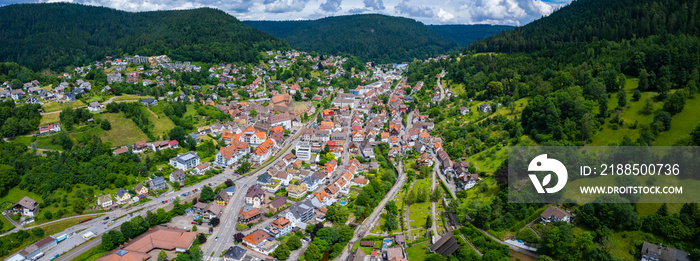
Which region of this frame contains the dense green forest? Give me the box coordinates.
[0,3,289,71]
[245,14,458,63]
[471,0,700,53]
[428,24,514,47]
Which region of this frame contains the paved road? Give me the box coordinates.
[336,90,407,260]
[203,89,331,260]
[436,69,446,102]
[44,168,238,261]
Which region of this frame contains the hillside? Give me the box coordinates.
[0,3,289,71]
[471,0,700,53]
[245,14,458,63]
[428,24,514,47]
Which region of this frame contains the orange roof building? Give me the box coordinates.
[96,226,196,261]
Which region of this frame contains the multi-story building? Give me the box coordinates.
[169,152,200,171]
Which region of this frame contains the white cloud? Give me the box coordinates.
[394,0,433,18]
[25,0,571,25]
[319,0,341,12]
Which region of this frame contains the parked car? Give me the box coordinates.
[104,216,109,220]
[191,221,197,224]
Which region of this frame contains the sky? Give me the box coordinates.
[0,0,572,25]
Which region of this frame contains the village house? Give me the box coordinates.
[268,196,287,213]
[287,183,307,199]
[38,123,61,135]
[97,194,113,208]
[245,185,265,208]
[215,141,248,167]
[540,206,572,223]
[242,229,278,255]
[266,216,293,238]
[215,189,229,206]
[170,169,186,183]
[191,162,211,175]
[115,188,131,204]
[134,184,149,198]
[87,102,104,112]
[222,246,247,261]
[149,176,167,191]
[8,197,38,217]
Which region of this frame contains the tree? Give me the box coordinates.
[234,233,245,242]
[658,77,671,98]
[237,162,252,174]
[654,111,672,131]
[31,228,44,238]
[158,250,168,261]
[250,108,258,118]
[384,212,399,231]
[312,237,330,252]
[225,179,233,187]
[617,88,627,108]
[42,210,53,221]
[640,98,654,115]
[198,233,207,244]
[316,227,339,244]
[638,68,649,91]
[287,235,302,250]
[663,91,686,115]
[580,113,594,141]
[100,120,112,130]
[305,244,322,261]
[486,81,503,97]
[168,126,187,143]
[633,89,642,101]
[192,224,197,231]
[657,203,669,216]
[691,123,700,145]
[200,186,215,203]
[272,243,290,260]
[431,188,442,202]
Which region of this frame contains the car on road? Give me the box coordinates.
[215,237,219,241]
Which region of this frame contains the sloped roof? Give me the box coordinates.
[429,231,459,257]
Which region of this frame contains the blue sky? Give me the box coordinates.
[1,0,572,25]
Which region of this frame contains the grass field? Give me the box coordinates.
[72,242,109,261]
[589,77,700,146]
[10,133,65,150]
[96,113,147,146]
[141,106,175,138]
[112,94,154,102]
[37,215,102,236]
[0,215,13,233]
[39,113,61,125]
[636,203,683,216]
[42,100,86,113]
[405,241,428,261]
[653,93,700,145]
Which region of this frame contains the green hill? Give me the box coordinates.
[471,0,700,53]
[0,3,289,71]
[245,14,458,63]
[428,24,514,47]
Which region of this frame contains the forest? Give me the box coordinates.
[0,3,289,71]
[471,0,700,53]
[246,14,457,63]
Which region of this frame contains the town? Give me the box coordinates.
[2,1,700,260]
